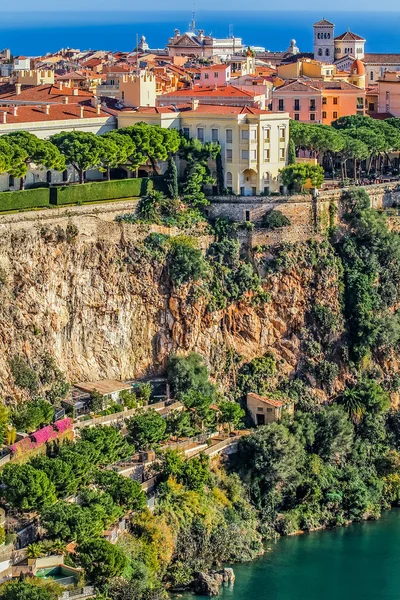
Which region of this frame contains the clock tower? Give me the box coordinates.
[313,18,335,64]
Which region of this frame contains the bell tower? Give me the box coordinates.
[313,18,335,64]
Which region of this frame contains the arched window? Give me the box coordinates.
[46,170,52,184]
[370,71,374,81]
[317,33,321,39]
[318,48,323,56]
[226,172,233,186]
[325,48,330,56]
[264,172,270,182]
[327,33,330,39]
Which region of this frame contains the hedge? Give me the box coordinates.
[50,178,152,206]
[0,188,50,212]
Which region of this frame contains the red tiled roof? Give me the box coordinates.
[0,83,93,102]
[159,85,261,99]
[247,392,286,408]
[313,18,334,27]
[130,103,270,116]
[199,64,230,71]
[335,30,365,41]
[0,103,110,124]
[364,53,400,64]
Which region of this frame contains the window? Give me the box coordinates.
[214,72,219,78]
[8,175,14,187]
[357,97,364,109]
[294,99,300,111]
[322,111,327,119]
[245,210,250,221]
[211,128,219,142]
[327,33,330,39]
[264,149,270,161]
[250,129,257,141]
[264,186,270,194]
[322,97,327,105]
[250,149,257,161]
[266,407,273,413]
[257,407,264,412]
[197,127,204,142]
[226,149,233,163]
[226,129,233,143]
[183,127,190,138]
[46,170,52,184]
[241,129,249,140]
[370,71,374,81]
[204,73,209,79]
[226,172,233,187]
[333,111,338,119]
[294,113,300,121]
[309,100,316,111]
[264,128,270,141]
[279,148,285,161]
[62,170,68,182]
[318,49,323,56]
[278,99,284,111]
[369,102,375,112]
[325,49,330,56]
[279,127,285,142]
[333,97,338,105]
[241,150,249,160]
[310,113,316,121]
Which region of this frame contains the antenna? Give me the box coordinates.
[229,24,234,39]
[190,2,196,33]
[136,33,139,75]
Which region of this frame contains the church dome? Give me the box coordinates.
[351,59,365,76]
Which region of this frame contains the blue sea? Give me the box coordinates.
[0,11,399,56]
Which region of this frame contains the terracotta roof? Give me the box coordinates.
[0,83,93,102]
[200,64,230,71]
[364,53,400,64]
[159,85,261,99]
[335,30,365,41]
[129,103,271,116]
[247,392,286,408]
[275,80,321,93]
[74,380,132,396]
[0,103,111,124]
[313,19,334,27]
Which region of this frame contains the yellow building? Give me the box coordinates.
[246,392,294,425]
[118,102,290,195]
[277,58,365,89]
[16,69,55,86]
[118,72,156,108]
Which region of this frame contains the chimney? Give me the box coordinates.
[96,103,101,115]
[44,104,50,115]
[13,106,18,117]
[59,81,63,90]
[72,88,79,96]
[2,112,6,124]
[80,105,84,118]
[63,96,69,105]
[15,83,22,95]
[191,98,199,111]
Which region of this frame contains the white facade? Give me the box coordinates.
[313,19,335,64]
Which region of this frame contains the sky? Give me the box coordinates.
[1,2,400,10]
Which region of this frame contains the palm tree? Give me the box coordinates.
[339,388,365,422]
[27,542,46,559]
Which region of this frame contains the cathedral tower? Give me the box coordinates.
[313,18,335,64]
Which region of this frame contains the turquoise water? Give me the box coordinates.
[195,510,400,600]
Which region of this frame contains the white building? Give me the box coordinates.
[117,102,290,196]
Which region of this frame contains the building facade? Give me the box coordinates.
[118,103,290,196]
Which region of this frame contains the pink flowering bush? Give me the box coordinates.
[31,425,57,446]
[53,418,73,434]
[10,437,34,455]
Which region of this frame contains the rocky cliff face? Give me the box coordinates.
[0,203,343,400]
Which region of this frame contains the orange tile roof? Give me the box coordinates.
[160,85,261,99]
[247,392,286,408]
[0,103,110,124]
[0,83,93,102]
[131,103,270,116]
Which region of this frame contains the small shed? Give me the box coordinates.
[74,380,132,404]
[246,392,294,425]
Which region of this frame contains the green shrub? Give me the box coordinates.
[50,178,152,206]
[262,210,291,229]
[168,236,208,287]
[0,188,49,212]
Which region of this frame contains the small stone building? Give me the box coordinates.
[246,392,294,425]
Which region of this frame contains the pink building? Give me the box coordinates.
[378,71,400,117]
[198,64,231,86]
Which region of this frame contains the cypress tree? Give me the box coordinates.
[288,138,297,165]
[216,150,225,195]
[165,155,179,199]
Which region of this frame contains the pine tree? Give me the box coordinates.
[164,155,179,199]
